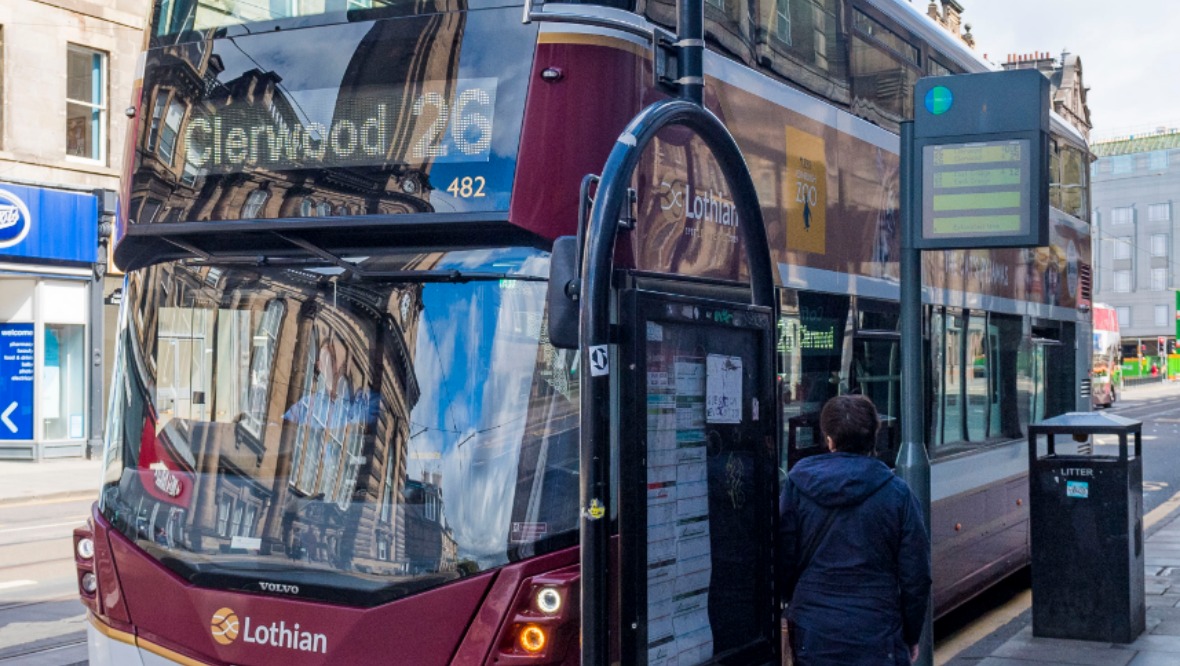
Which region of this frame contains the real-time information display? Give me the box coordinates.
[921,139,1032,240]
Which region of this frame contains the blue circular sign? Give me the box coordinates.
[925,86,954,115]
[0,189,31,249]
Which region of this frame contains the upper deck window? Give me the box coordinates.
[758,0,848,103]
[849,8,919,130]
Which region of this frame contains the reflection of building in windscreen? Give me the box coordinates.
[117,258,470,579]
[126,10,467,224]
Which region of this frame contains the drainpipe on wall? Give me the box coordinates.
[89,189,116,460]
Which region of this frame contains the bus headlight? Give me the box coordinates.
[80,572,98,594]
[77,537,95,560]
[536,587,562,614]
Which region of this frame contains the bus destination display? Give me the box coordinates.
[182,78,497,174]
[921,139,1031,240]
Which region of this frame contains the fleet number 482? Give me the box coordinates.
[447,176,486,198]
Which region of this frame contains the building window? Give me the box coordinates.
[1116,306,1131,328]
[1113,270,1132,293]
[1114,237,1133,261]
[1150,150,1169,171]
[1152,268,1168,292]
[1111,207,1134,225]
[774,0,791,44]
[1110,155,1133,174]
[241,300,284,438]
[1156,304,1170,327]
[66,45,107,161]
[241,190,269,218]
[1152,233,1169,258]
[1149,203,1171,222]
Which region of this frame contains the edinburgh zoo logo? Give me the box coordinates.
[0,189,31,249]
[210,607,240,645]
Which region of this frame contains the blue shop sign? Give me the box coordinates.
[0,323,34,440]
[0,184,98,264]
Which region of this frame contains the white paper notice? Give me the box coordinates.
[705,354,742,424]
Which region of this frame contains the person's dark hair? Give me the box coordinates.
[820,394,879,454]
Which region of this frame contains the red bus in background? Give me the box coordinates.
[73,0,1094,663]
[1091,303,1121,408]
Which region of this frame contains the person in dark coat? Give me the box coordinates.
[779,394,931,665]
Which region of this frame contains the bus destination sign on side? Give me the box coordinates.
[922,138,1031,240]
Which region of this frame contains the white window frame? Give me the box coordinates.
[65,44,107,163]
[1114,237,1133,261]
[1149,203,1171,222]
[1152,233,1169,258]
[1111,207,1134,225]
[1113,270,1132,293]
[1151,267,1167,292]
[1116,306,1131,328]
[1156,304,1170,327]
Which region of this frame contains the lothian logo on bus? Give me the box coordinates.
[0,189,31,249]
[209,607,328,654]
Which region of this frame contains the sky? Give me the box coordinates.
[959,1,1180,140]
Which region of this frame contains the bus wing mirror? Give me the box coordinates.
[546,236,580,350]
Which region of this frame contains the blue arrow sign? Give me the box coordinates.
[0,323,34,439]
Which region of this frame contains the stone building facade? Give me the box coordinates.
[0,0,148,459]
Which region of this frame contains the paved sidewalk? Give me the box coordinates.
[0,457,102,506]
[945,507,1180,666]
[944,380,1180,666]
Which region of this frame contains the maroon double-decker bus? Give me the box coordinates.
[74,0,1093,663]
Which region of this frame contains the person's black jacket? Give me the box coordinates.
[779,452,931,665]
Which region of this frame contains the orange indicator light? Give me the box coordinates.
[519,624,547,653]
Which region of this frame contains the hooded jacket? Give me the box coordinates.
[780,452,931,665]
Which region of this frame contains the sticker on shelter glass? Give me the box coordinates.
[705,354,742,424]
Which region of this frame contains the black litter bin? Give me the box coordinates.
[1027,411,1144,643]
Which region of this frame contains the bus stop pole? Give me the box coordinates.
[897,120,933,666]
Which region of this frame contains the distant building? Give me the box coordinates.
[1091,130,1180,366]
[0,0,148,459]
[925,1,975,49]
[1000,50,1092,142]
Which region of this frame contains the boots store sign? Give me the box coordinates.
[0,185,97,264]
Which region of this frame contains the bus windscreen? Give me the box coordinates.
[99,247,580,606]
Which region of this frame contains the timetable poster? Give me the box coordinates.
[645,326,714,666]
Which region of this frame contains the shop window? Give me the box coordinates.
[66,44,107,161]
[42,324,86,440]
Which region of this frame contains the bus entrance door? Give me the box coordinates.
[618,289,778,666]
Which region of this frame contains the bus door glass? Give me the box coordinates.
[778,290,850,469]
[851,330,900,465]
[620,290,777,666]
[1030,338,1062,424]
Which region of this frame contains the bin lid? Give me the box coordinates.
[1028,411,1141,435]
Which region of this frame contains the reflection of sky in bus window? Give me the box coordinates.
[408,279,543,566]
